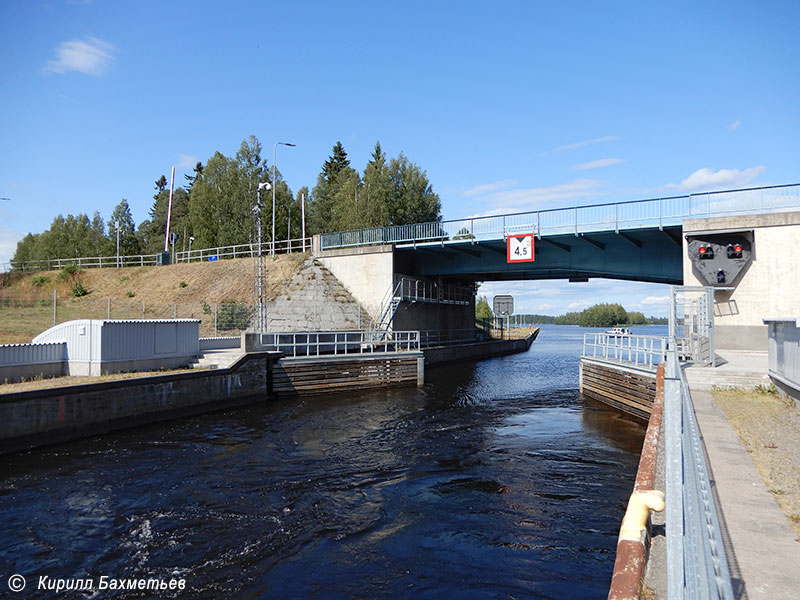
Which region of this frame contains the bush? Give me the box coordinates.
[126,290,136,298]
[179,281,188,288]
[70,280,88,297]
[217,300,253,331]
[31,275,49,287]
[57,263,82,281]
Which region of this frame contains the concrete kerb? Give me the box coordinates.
[608,363,666,600]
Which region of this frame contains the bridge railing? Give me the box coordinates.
[320,183,800,250]
[582,333,666,369]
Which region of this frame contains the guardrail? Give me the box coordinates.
[582,333,666,369]
[320,183,800,250]
[763,317,800,399]
[664,341,734,599]
[258,330,420,358]
[3,237,312,273]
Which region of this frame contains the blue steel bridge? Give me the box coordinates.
[319,184,800,285]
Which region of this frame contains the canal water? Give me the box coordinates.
[1,325,657,599]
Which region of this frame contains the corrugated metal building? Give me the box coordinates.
[32,319,200,376]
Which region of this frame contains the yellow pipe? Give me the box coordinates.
[618,490,666,543]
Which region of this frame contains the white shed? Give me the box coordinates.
[32,319,200,376]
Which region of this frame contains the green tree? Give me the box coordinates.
[387,152,441,225]
[475,295,494,321]
[309,141,355,235]
[140,183,191,254]
[361,141,392,228]
[108,199,141,256]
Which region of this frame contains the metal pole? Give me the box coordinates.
[53,289,56,326]
[164,166,175,252]
[214,303,218,337]
[288,205,291,253]
[107,297,110,319]
[301,192,306,251]
[115,219,120,268]
[272,141,295,256]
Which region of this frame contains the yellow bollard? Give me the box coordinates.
[618,490,666,543]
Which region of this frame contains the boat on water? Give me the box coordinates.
[605,327,632,336]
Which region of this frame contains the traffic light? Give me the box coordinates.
[726,243,743,259]
[717,269,726,285]
[698,245,714,259]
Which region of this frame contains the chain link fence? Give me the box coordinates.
[0,289,255,343]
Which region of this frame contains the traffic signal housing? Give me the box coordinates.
[686,232,752,287]
[726,243,743,259]
[698,245,714,259]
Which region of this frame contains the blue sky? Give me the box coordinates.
[2,1,799,316]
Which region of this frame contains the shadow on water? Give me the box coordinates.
[0,325,649,599]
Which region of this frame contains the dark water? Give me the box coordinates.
[0,325,653,599]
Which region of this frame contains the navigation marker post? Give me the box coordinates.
[493,295,514,339]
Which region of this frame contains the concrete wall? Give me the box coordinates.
[683,211,800,350]
[0,352,278,454]
[267,258,368,331]
[393,301,475,332]
[314,241,394,320]
[423,334,535,366]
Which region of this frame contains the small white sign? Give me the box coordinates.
[493,295,514,316]
[507,233,535,263]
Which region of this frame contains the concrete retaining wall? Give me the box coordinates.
[314,242,394,320]
[423,333,536,366]
[0,352,280,454]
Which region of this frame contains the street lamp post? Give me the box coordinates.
[255,182,272,332]
[272,141,296,256]
[188,236,194,262]
[114,220,121,268]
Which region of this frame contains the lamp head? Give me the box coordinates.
[258,182,272,191]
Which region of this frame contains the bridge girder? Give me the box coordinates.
[394,226,683,285]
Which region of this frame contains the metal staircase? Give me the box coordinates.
[370,276,475,335]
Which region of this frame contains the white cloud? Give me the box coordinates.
[0,228,25,269]
[471,179,606,213]
[463,179,517,197]
[556,136,620,152]
[571,158,625,171]
[640,295,669,306]
[728,119,741,131]
[668,166,766,192]
[44,37,116,76]
[567,300,593,310]
[533,304,555,311]
[178,154,198,169]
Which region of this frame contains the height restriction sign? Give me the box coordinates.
[507,233,535,263]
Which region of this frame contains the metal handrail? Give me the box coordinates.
[258,330,420,358]
[582,333,666,369]
[4,236,313,273]
[320,183,800,250]
[664,342,734,599]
